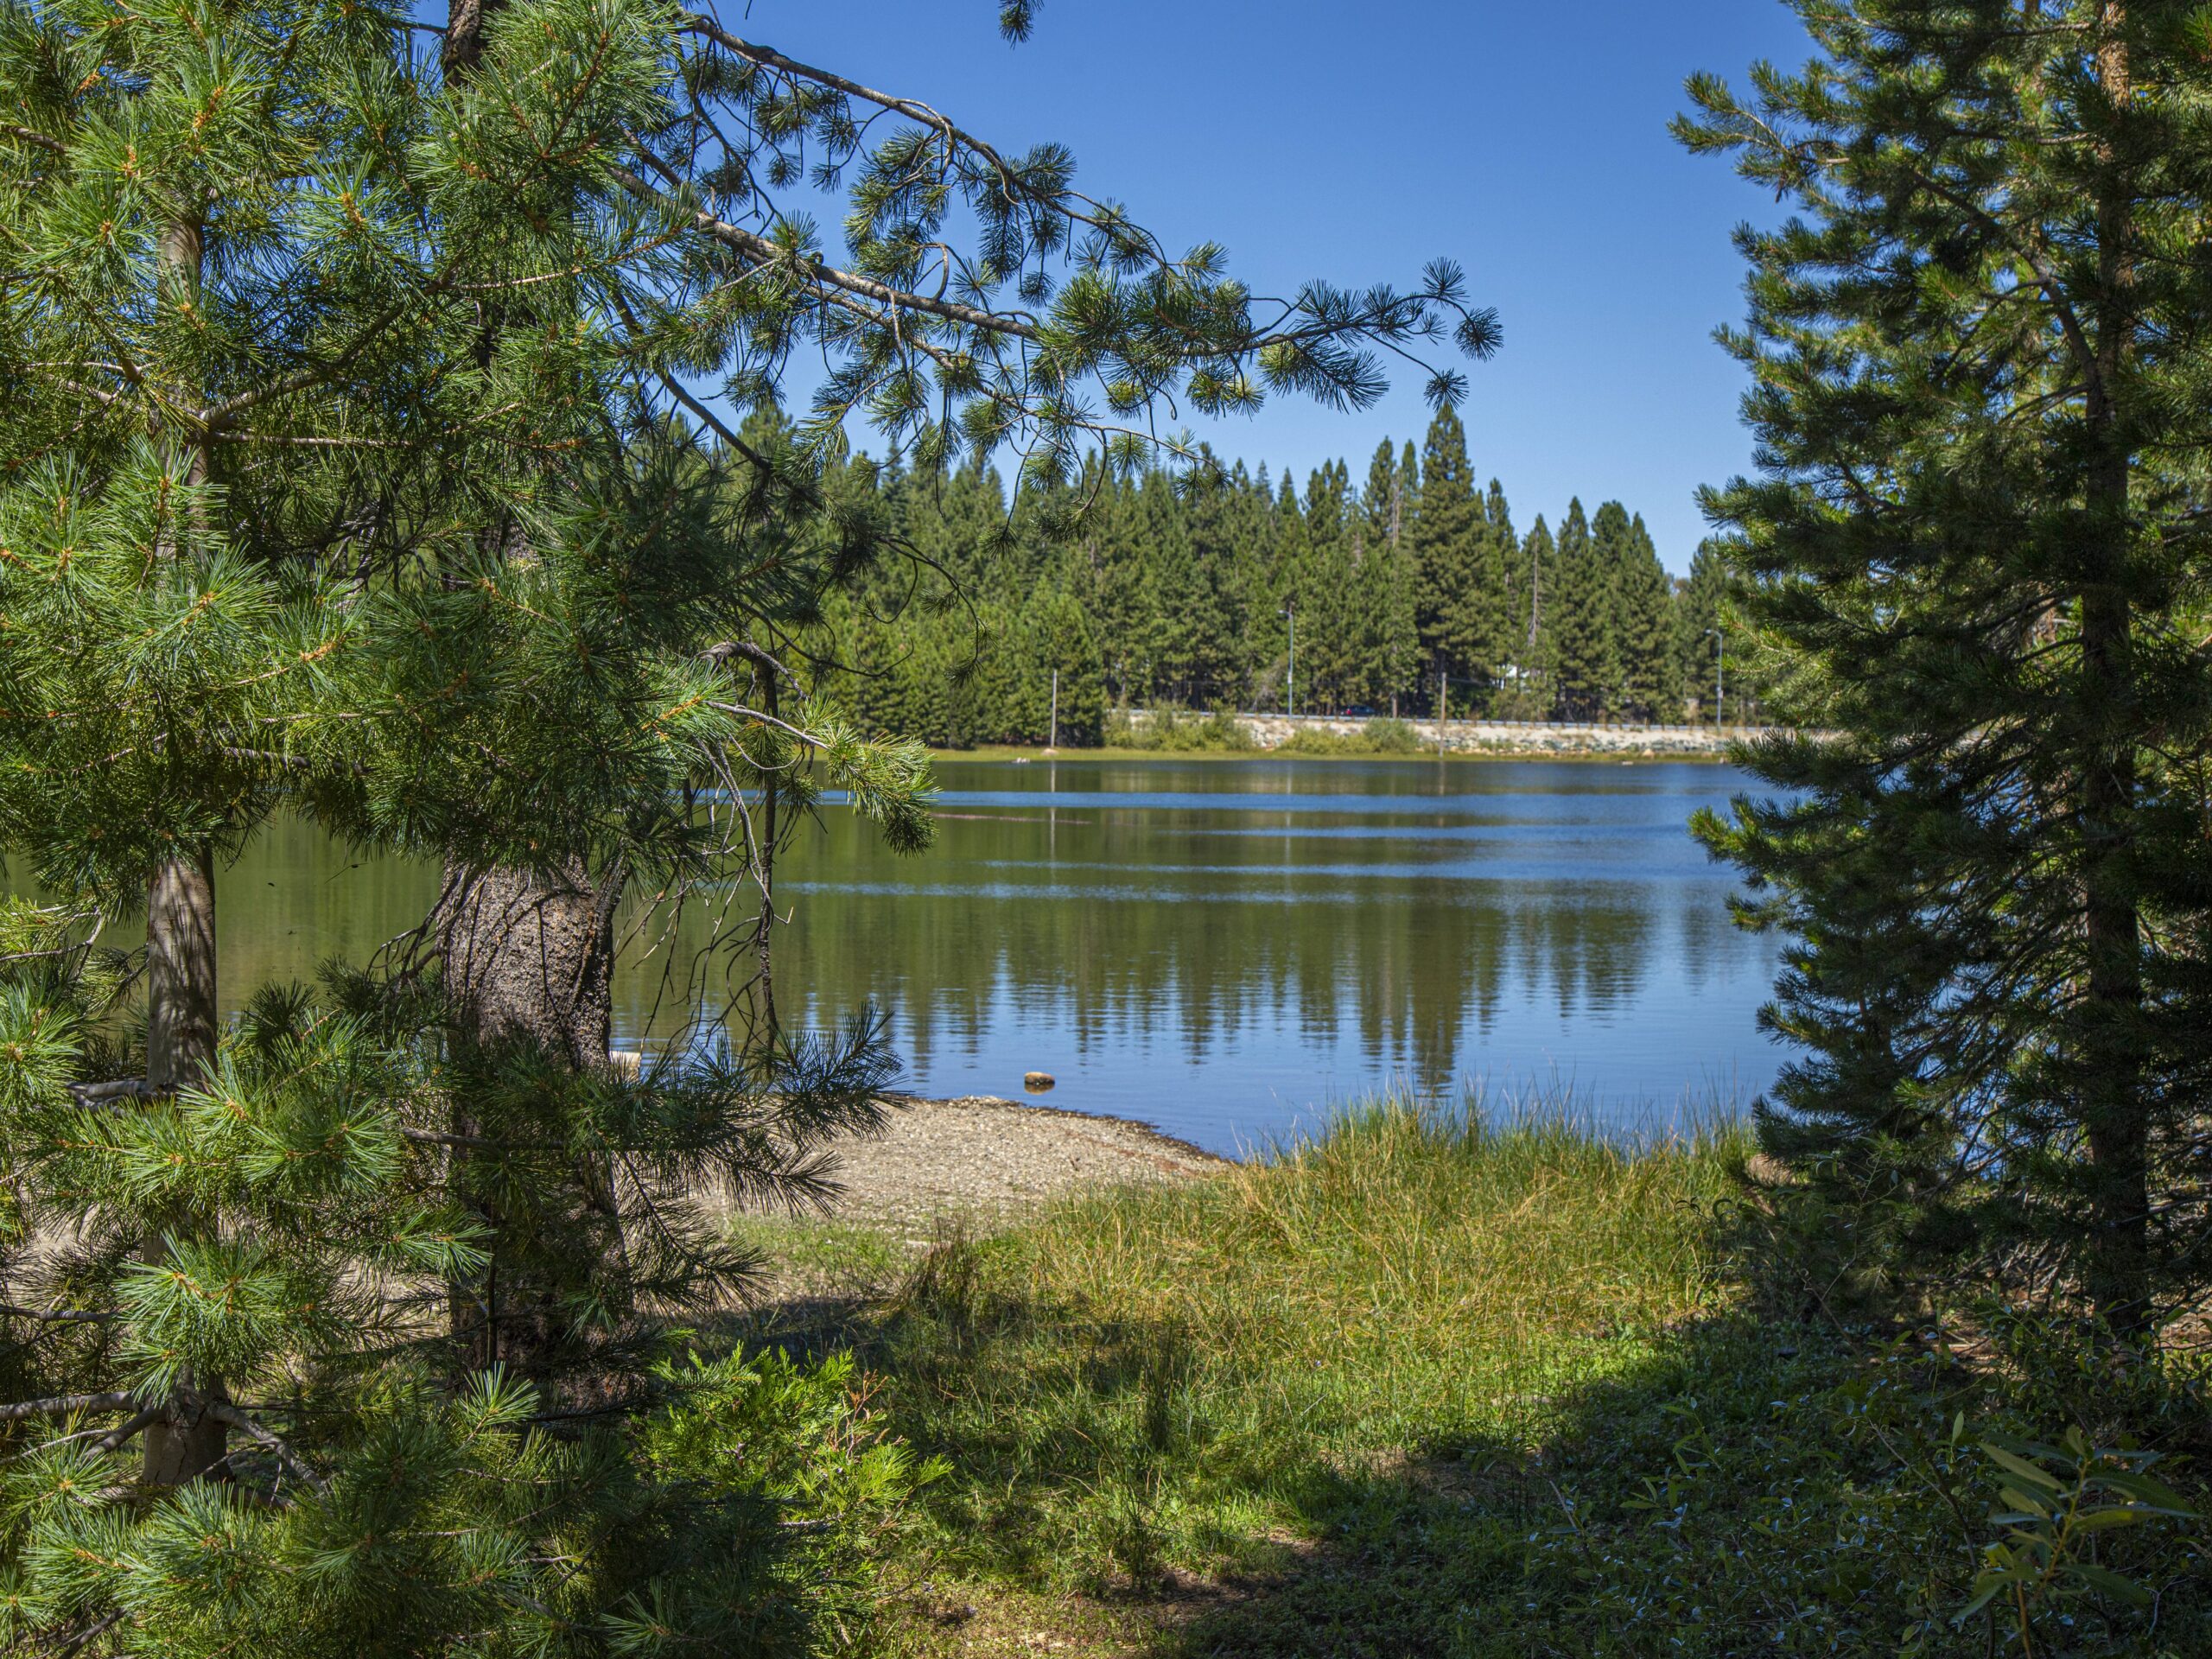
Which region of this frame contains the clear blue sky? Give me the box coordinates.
[741,0,1812,575]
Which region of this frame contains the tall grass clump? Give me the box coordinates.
[871,1096,1742,1598]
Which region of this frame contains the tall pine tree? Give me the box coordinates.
[1548,499,1611,719]
[1682,1,2212,1330]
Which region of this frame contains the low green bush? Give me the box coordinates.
[1278,716,1426,755]
[1103,708,1255,751]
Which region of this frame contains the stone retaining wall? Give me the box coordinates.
[1131,711,1764,756]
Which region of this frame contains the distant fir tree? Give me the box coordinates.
[1503,514,1557,718]
[1365,439,1422,712]
[1672,537,1730,721]
[1412,406,1481,707]
[1611,509,1675,720]
[1174,454,1255,707]
[1522,515,1556,663]
[1548,499,1612,718]
[1682,0,2212,1332]
[1267,473,1312,711]
[1303,460,1365,709]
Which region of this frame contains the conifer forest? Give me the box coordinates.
[795,405,1739,748]
[0,3,2208,1657]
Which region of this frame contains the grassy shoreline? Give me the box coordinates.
[732,1103,2209,1658]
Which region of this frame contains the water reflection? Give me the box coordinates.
[772,759,1783,1149]
[22,758,1787,1154]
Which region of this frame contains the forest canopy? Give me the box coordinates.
[779,404,1745,748]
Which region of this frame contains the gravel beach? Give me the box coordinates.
[791,1094,1224,1232]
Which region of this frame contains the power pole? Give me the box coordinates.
[1048,669,1059,752]
[1283,600,1296,719]
[1706,627,1725,728]
[1437,664,1447,757]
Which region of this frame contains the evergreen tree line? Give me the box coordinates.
[790,406,1752,749]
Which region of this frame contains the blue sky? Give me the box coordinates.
[739,1,1813,575]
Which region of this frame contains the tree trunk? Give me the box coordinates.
[141,849,230,1486]
[435,858,626,1374]
[435,859,617,1069]
[2081,5,2149,1333]
[140,203,232,1485]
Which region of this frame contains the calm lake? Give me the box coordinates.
[142,755,1787,1155]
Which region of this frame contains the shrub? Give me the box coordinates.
[1103,709,1255,752]
[1277,716,1426,755]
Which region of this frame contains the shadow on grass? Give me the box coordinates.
[1135,1307,1856,1659]
[758,1240,2209,1659]
[706,1098,2212,1659]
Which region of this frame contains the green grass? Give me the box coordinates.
[776,1102,2210,1658]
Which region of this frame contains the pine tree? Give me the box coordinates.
[1681,2,2212,1330]
[0,0,1505,1646]
[1516,516,1558,715]
[1268,473,1311,712]
[1673,537,1729,721]
[1411,406,1479,706]
[1611,510,1675,721]
[1365,439,1421,712]
[1302,461,1362,709]
[1548,499,1611,719]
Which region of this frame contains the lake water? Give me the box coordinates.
[150,756,1787,1155]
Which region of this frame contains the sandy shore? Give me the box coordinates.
[789,1094,1223,1232]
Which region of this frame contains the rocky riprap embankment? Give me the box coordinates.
[1135,711,1766,756]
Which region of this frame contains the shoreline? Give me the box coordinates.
[728,1093,1225,1240]
[932,742,1745,764]
[931,717,1770,763]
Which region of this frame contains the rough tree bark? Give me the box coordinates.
[434,858,630,1376]
[435,860,618,1071]
[138,209,232,1487]
[141,849,231,1485]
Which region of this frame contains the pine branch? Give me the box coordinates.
[0,124,63,156]
[209,1403,328,1492]
[608,157,1039,337]
[0,1305,118,1325]
[0,1391,139,1422]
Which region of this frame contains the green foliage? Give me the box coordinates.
[1548,499,1612,719]
[1681,1,2212,1330]
[1954,1427,2200,1648]
[0,1344,935,1658]
[1276,717,1425,755]
[0,928,934,1654]
[1101,708,1255,753]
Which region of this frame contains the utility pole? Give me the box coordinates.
[1048,668,1059,752]
[1437,664,1447,757]
[1283,600,1296,719]
[1706,627,1725,728]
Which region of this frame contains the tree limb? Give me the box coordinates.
[0,1391,139,1422]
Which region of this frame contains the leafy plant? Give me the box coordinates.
[1955,1427,2202,1653]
